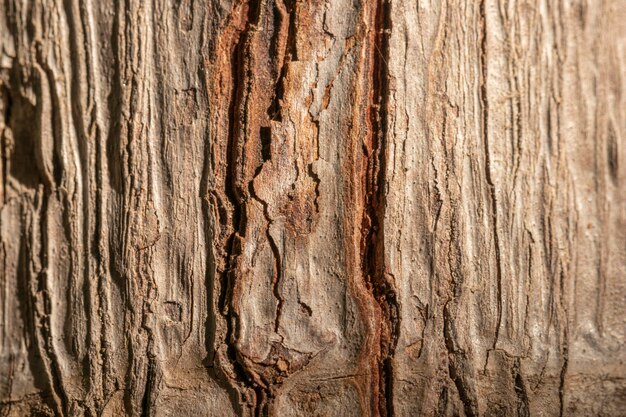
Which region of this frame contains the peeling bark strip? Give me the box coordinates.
[1,1,625,417]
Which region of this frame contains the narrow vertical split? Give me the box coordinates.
[221,9,267,417]
[558,269,569,417]
[361,0,399,415]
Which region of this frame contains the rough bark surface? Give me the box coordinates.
[0,0,624,416]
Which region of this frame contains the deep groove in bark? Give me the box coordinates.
[558,268,569,417]
[443,302,478,417]
[140,352,156,417]
[513,359,530,417]
[361,0,398,415]
[219,1,271,415]
[266,0,295,122]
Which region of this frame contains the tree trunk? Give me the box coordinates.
[0,0,624,416]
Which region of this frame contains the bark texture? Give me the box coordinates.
[0,0,625,416]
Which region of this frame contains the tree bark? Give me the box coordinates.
[0,0,624,416]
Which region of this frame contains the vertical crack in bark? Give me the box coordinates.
[0,84,11,203]
[362,1,398,415]
[512,358,530,417]
[218,1,270,415]
[479,0,504,352]
[139,347,157,417]
[267,0,296,122]
[443,302,478,417]
[558,268,569,417]
[558,340,569,417]
[265,208,283,335]
[435,386,449,417]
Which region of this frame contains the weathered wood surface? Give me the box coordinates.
[0,0,624,416]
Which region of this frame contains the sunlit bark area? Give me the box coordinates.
[0,1,624,416]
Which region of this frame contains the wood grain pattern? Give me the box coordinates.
[0,0,624,416]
